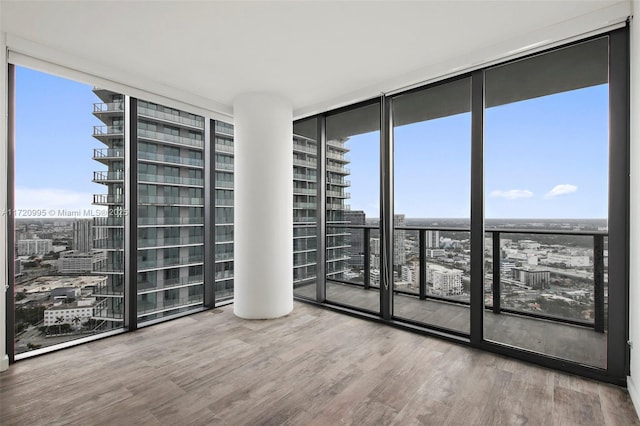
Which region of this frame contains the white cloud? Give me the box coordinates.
[489,189,533,200]
[15,187,106,217]
[545,184,578,199]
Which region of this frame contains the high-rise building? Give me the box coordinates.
[214,121,235,300]
[325,137,351,281]
[345,210,365,267]
[72,219,93,253]
[293,133,350,285]
[426,230,440,249]
[92,90,216,325]
[91,89,126,329]
[92,93,348,320]
[394,214,406,266]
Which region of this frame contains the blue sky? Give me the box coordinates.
[15,66,106,215]
[347,85,609,219]
[15,65,608,220]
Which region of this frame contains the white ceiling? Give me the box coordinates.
[0,1,631,119]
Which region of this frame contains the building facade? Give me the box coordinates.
[58,251,99,274]
[17,238,52,256]
[426,264,463,296]
[92,92,349,324]
[72,219,93,253]
[512,268,551,290]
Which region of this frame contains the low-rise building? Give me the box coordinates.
[43,298,95,328]
[512,268,551,290]
[545,253,590,267]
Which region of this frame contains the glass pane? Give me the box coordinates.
[483,37,609,368]
[293,118,318,299]
[13,67,125,355]
[392,78,471,334]
[325,102,380,314]
[136,99,206,323]
[214,122,235,302]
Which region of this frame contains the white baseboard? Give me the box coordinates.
[0,354,9,372]
[628,376,640,419]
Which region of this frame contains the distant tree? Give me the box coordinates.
[54,316,64,335]
[71,316,82,330]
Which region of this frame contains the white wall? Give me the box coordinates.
[629,0,640,413]
[0,0,10,372]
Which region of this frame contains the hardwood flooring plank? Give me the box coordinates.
[1,301,636,426]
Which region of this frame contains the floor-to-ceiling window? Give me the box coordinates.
[325,102,381,314]
[391,77,472,334]
[11,67,126,357]
[482,36,610,368]
[295,28,628,384]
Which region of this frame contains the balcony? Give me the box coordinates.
[295,224,610,369]
[138,150,204,168]
[293,172,317,182]
[138,173,204,187]
[138,195,204,206]
[93,102,124,115]
[137,295,204,316]
[138,216,203,226]
[215,143,234,154]
[93,238,124,249]
[214,180,234,189]
[93,194,124,205]
[138,275,204,293]
[138,255,204,270]
[93,217,124,227]
[215,122,234,136]
[293,158,316,168]
[93,125,124,138]
[138,235,204,248]
[293,187,316,196]
[138,105,204,129]
[215,162,234,171]
[326,164,350,174]
[93,148,124,163]
[327,139,350,151]
[93,170,124,183]
[137,128,203,149]
[327,177,350,186]
[293,142,316,155]
[92,282,124,296]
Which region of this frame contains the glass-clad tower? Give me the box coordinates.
[293,130,351,286]
[325,138,351,280]
[91,90,238,323]
[214,122,235,299]
[135,99,206,322]
[92,91,348,318]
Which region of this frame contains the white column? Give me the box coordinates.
[233,93,293,319]
[1,18,10,372]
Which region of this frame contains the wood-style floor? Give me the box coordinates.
[296,281,607,368]
[1,301,636,425]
